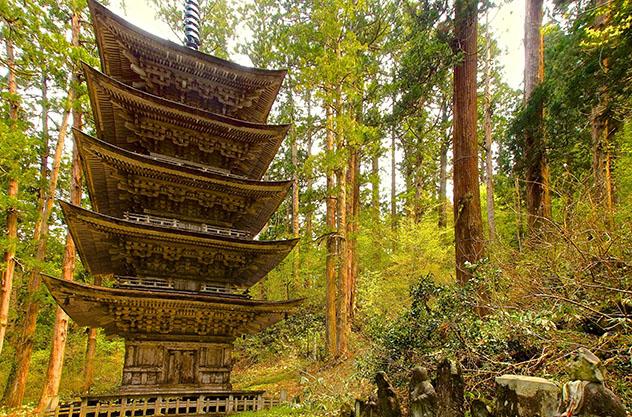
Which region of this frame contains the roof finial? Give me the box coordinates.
[184,0,200,50]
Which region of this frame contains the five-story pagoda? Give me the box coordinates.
[44,0,300,408]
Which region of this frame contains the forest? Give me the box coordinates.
[0,0,631,416]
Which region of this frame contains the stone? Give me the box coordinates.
[409,366,437,417]
[435,358,465,417]
[471,399,493,417]
[568,348,606,383]
[355,397,378,417]
[561,350,627,417]
[495,375,560,417]
[561,381,626,417]
[375,372,402,417]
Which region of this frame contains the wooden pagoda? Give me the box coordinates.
[44,0,300,413]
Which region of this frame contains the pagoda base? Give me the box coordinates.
[45,390,286,417]
[121,340,233,394]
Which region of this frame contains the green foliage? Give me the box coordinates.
[0,0,631,412]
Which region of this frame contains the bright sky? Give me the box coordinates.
[110,0,528,203]
[112,0,527,90]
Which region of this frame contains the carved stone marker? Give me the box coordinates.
[569,348,605,383]
[561,349,627,417]
[375,372,402,417]
[495,375,560,417]
[435,359,465,417]
[409,366,437,417]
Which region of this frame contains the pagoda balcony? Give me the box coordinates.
[42,275,302,342]
[74,129,290,235]
[147,152,246,180]
[60,201,297,288]
[123,213,252,240]
[113,275,252,299]
[83,64,288,180]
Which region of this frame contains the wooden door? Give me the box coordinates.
[166,350,196,384]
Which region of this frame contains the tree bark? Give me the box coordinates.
[33,75,50,269]
[83,274,100,395]
[334,81,349,356]
[390,121,397,230]
[288,80,300,295]
[336,162,349,356]
[514,175,524,251]
[372,153,380,214]
[39,17,83,403]
[590,0,616,223]
[524,0,551,233]
[453,0,484,285]
[438,137,449,228]
[484,27,496,241]
[348,147,360,320]
[325,104,338,357]
[3,21,78,406]
[83,327,98,394]
[0,38,19,356]
[305,94,314,241]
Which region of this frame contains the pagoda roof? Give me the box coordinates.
[88,0,285,122]
[74,129,290,236]
[60,202,297,288]
[84,64,288,180]
[43,275,301,342]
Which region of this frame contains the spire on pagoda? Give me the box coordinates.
[184,0,201,50]
[87,0,285,122]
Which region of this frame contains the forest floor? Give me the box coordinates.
[231,349,370,416]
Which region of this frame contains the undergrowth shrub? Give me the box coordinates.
[361,201,631,407]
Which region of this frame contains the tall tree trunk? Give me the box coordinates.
[453,0,484,285]
[590,0,616,223]
[325,104,337,357]
[83,327,98,394]
[33,76,50,266]
[291,124,300,293]
[334,81,349,356]
[39,19,83,403]
[413,154,424,222]
[83,275,102,394]
[348,100,362,320]
[484,27,496,241]
[0,38,19,356]
[348,149,360,320]
[524,0,551,232]
[390,123,397,230]
[514,175,524,251]
[3,35,77,409]
[336,162,349,356]
[371,153,380,214]
[305,94,314,241]
[284,78,299,295]
[438,137,449,228]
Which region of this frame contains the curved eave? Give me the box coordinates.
[75,129,290,235]
[60,202,298,287]
[88,0,285,122]
[43,274,302,340]
[84,64,288,180]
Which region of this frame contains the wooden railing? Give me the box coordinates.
[148,152,246,180]
[114,276,250,298]
[124,212,252,240]
[47,392,285,417]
